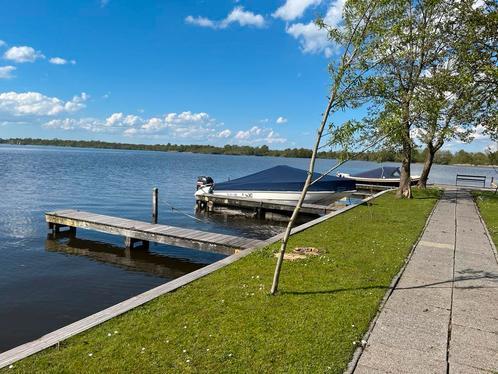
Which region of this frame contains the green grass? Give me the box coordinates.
[473,191,498,247]
[4,189,440,374]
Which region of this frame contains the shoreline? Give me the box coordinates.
[1,139,496,168]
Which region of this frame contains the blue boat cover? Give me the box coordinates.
[353,166,400,178]
[215,165,356,192]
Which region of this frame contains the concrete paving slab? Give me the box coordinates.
[380,303,450,334]
[388,287,452,310]
[454,252,498,274]
[456,235,492,253]
[359,341,447,373]
[449,362,491,374]
[452,312,498,335]
[449,325,498,372]
[419,230,455,246]
[452,288,498,333]
[367,316,448,358]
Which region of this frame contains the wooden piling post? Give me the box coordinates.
[152,187,158,224]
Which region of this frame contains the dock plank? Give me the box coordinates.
[45,210,265,254]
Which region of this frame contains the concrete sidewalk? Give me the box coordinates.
[354,189,498,374]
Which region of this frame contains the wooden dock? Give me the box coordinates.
[45,209,264,255]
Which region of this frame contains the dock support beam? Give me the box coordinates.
[48,222,76,236]
[152,187,158,224]
[124,237,149,250]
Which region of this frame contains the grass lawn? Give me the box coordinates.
[473,191,498,246]
[4,189,440,374]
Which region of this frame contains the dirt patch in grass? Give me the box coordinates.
[277,246,322,261]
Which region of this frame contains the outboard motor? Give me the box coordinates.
[196,176,214,193]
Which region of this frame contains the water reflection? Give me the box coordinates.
[45,233,213,279]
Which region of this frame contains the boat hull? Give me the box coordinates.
[349,177,420,187]
[207,189,355,205]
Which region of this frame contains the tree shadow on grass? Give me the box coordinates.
[281,268,498,296]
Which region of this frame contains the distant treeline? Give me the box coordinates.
[0,138,495,166]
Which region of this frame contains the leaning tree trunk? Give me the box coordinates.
[270,94,337,295]
[417,147,435,188]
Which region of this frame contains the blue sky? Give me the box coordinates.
[0,0,494,152]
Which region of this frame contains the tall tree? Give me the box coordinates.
[270,0,394,295]
[355,0,463,197]
[414,0,498,187]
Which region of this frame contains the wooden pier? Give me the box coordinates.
[45,209,264,255]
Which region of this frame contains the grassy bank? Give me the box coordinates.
[4,190,440,373]
[474,191,498,246]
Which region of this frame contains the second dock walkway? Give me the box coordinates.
[45,209,265,255]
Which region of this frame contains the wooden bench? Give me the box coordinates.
[456,174,486,187]
[491,177,498,194]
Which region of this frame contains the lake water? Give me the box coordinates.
[0,144,496,352]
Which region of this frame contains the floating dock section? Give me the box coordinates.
[45,209,264,255]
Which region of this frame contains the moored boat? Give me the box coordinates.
[337,166,420,186]
[195,165,356,205]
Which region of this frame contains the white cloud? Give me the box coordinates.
[273,0,322,21]
[185,7,265,29]
[265,130,287,144]
[221,7,265,28]
[0,66,16,79]
[0,40,6,48]
[4,46,44,63]
[43,110,234,142]
[0,91,88,116]
[285,0,345,57]
[236,126,261,140]
[43,118,101,131]
[49,57,76,65]
[286,22,332,57]
[218,129,232,138]
[276,116,288,124]
[185,16,217,29]
[38,108,287,145]
[100,0,109,7]
[235,126,286,144]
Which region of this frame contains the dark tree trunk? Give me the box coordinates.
[397,145,412,198]
[417,148,435,188]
